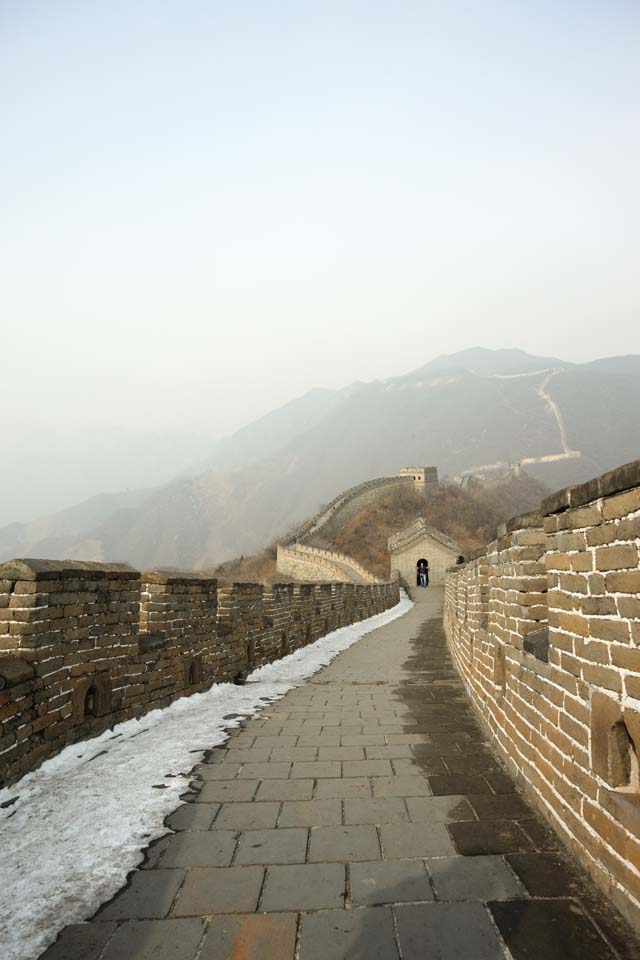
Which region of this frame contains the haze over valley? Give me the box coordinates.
[2,346,638,570]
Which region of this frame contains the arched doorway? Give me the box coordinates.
[416,558,429,588]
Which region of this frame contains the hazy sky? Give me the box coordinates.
[2,0,639,441]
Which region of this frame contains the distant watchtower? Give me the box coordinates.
[399,466,439,497]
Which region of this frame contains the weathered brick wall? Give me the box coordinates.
[444,460,640,929]
[0,560,399,786]
[276,543,378,584]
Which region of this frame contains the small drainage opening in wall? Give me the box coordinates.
[84,686,97,718]
[494,643,506,694]
[187,657,203,686]
[608,720,640,792]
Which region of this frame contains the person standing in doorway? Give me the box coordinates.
[417,559,428,587]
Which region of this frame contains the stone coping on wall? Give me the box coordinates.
[143,569,220,585]
[542,458,640,516]
[0,558,138,580]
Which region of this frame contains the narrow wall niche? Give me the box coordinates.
[84,685,96,718]
[608,720,640,792]
[73,673,112,721]
[280,632,288,657]
[186,656,203,686]
[493,642,506,693]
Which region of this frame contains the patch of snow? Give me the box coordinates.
[0,591,412,960]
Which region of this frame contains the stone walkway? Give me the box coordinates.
[42,589,640,960]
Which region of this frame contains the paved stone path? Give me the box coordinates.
[42,589,640,960]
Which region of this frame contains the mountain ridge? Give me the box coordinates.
[2,347,638,569]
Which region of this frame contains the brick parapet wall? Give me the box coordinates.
[276,543,378,585]
[444,459,640,928]
[0,560,399,787]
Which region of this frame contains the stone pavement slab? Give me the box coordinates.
[173,866,264,915]
[260,863,346,911]
[101,919,205,960]
[158,831,237,868]
[349,860,434,906]
[40,587,640,960]
[299,907,398,960]
[278,798,342,826]
[234,827,308,865]
[96,870,185,921]
[395,902,504,960]
[199,914,297,960]
[308,825,381,862]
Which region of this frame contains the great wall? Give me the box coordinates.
[2,457,640,941]
[276,467,438,583]
[0,563,399,787]
[444,458,640,929]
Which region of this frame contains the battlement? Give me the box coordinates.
[0,563,399,787]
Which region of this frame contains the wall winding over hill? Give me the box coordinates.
[0,561,399,787]
[444,459,640,928]
[280,475,417,582]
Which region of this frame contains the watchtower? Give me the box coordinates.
[399,466,439,496]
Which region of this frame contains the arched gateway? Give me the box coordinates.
[388,517,460,585]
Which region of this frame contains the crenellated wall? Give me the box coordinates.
[0,559,399,787]
[444,459,640,928]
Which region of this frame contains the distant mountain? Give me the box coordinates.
[2,348,639,569]
[0,429,215,527]
[405,347,569,378]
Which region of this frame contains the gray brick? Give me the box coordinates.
[350,860,434,906]
[278,799,342,827]
[344,798,409,825]
[299,907,398,960]
[341,735,386,746]
[261,863,346,912]
[166,803,219,831]
[213,802,280,830]
[343,760,393,778]
[317,746,366,761]
[97,870,185,920]
[173,867,264,915]
[429,856,526,901]
[234,828,308,865]
[308,825,381,862]
[101,919,205,960]
[199,914,297,960]
[238,762,292,779]
[39,924,117,960]
[365,745,413,760]
[372,777,432,799]
[380,823,455,859]
[253,735,299,748]
[315,778,372,799]
[290,761,341,778]
[395,902,504,960]
[159,831,237,868]
[255,779,314,801]
[405,795,473,823]
[270,747,318,762]
[196,763,241,780]
[197,781,258,803]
